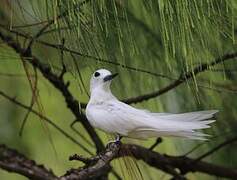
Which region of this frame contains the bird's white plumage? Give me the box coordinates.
[86,69,218,140]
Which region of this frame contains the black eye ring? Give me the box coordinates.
[94,72,100,77]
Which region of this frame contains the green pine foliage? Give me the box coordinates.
[0,0,237,179]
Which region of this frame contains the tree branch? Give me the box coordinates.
[1,142,237,180]
[9,25,234,107]
[61,142,237,179]
[0,24,174,84]
[195,136,237,162]
[0,30,104,152]
[120,144,237,179]
[0,144,57,180]
[123,53,237,104]
[61,143,121,180]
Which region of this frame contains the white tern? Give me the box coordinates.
[86,69,217,141]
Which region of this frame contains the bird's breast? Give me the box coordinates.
[85,104,97,127]
[85,102,119,134]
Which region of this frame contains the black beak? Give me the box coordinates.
[103,73,118,82]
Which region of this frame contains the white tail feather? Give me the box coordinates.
[129,110,218,140]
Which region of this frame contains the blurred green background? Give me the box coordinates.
[0,0,237,179]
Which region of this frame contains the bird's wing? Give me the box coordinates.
[86,100,147,135]
[105,100,158,135]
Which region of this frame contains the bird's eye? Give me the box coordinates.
[94,72,100,77]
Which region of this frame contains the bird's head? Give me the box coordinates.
[90,69,118,93]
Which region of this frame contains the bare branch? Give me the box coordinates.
[0,144,57,180]
[61,143,121,180]
[63,142,237,179]
[149,137,162,150]
[195,136,237,162]
[1,141,237,180]
[0,30,104,152]
[120,144,237,179]
[123,52,237,104]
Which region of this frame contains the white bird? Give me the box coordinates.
[86,69,217,141]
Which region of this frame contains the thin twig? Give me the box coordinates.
[0,90,93,155]
[69,154,100,164]
[26,0,91,50]
[70,120,94,147]
[123,53,237,104]
[0,24,175,81]
[0,30,104,152]
[19,67,38,136]
[182,130,236,156]
[149,137,162,150]
[194,136,237,162]
[59,38,66,79]
[0,72,34,77]
[11,21,49,28]
[2,25,237,107]
[61,142,121,180]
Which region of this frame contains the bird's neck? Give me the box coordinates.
[89,86,116,104]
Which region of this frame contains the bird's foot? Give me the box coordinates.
[105,140,121,149]
[106,135,122,149]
